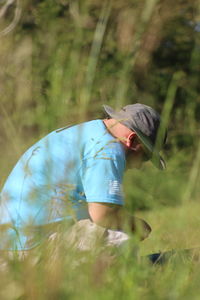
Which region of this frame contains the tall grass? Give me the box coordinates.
[0,0,200,299]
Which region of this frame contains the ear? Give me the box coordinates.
[126,132,137,149]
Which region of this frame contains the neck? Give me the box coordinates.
[103,119,132,146]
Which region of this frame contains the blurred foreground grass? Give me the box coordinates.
[0,202,200,300]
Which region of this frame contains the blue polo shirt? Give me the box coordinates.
[0,120,126,250]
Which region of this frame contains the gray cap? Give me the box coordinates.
[103,103,167,170]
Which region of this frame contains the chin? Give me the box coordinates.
[126,160,143,170]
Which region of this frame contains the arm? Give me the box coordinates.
[88,202,151,241]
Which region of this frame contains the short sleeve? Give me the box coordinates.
[81,153,125,205]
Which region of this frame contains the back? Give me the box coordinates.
[0,120,125,250]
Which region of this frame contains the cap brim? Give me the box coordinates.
[103,104,166,170]
[131,127,166,170]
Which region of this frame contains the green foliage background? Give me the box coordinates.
[0,0,200,299]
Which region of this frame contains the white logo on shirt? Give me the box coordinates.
[108,180,122,196]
